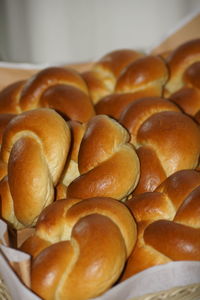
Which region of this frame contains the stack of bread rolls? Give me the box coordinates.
[0,38,200,300]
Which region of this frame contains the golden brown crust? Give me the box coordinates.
[133,146,166,195]
[67,115,140,200]
[169,87,200,117]
[120,97,180,146]
[39,84,95,123]
[82,70,111,105]
[115,55,168,94]
[82,49,143,104]
[120,97,200,193]
[0,113,17,144]
[0,176,23,229]
[20,67,89,111]
[95,90,160,120]
[0,81,25,114]
[57,121,86,192]
[0,108,71,227]
[0,67,95,124]
[21,197,137,300]
[121,169,200,281]
[183,61,200,89]
[94,49,143,79]
[165,39,200,95]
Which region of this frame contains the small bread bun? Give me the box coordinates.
[120,169,200,281]
[0,67,95,123]
[165,38,200,95]
[67,114,140,201]
[0,108,71,228]
[21,197,137,300]
[120,97,200,193]
[115,55,168,95]
[82,49,143,104]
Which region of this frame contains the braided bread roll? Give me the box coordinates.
[21,197,137,300]
[66,114,140,201]
[0,67,95,123]
[0,108,71,228]
[119,97,200,194]
[121,169,200,281]
[82,49,143,104]
[168,61,200,122]
[115,55,168,95]
[164,38,200,96]
[95,55,169,121]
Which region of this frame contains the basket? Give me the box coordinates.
[0,278,12,300]
[131,283,200,300]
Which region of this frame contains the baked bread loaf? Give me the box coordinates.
[119,97,200,194]
[21,196,137,300]
[0,108,71,228]
[121,169,200,281]
[66,114,140,200]
[82,49,143,104]
[0,67,95,123]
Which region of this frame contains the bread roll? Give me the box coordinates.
[164,38,200,96]
[119,97,200,194]
[0,67,95,123]
[82,49,143,104]
[66,114,140,200]
[0,108,71,228]
[21,197,137,300]
[121,169,200,281]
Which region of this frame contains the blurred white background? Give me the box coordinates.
[0,0,199,65]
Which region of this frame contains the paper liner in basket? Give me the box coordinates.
[0,220,31,287]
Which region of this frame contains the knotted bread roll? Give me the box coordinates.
[0,108,71,228]
[119,97,200,194]
[95,55,169,120]
[168,61,200,122]
[82,49,143,104]
[0,67,95,123]
[66,114,140,201]
[164,38,200,96]
[21,196,137,300]
[120,169,200,281]
[115,55,168,95]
